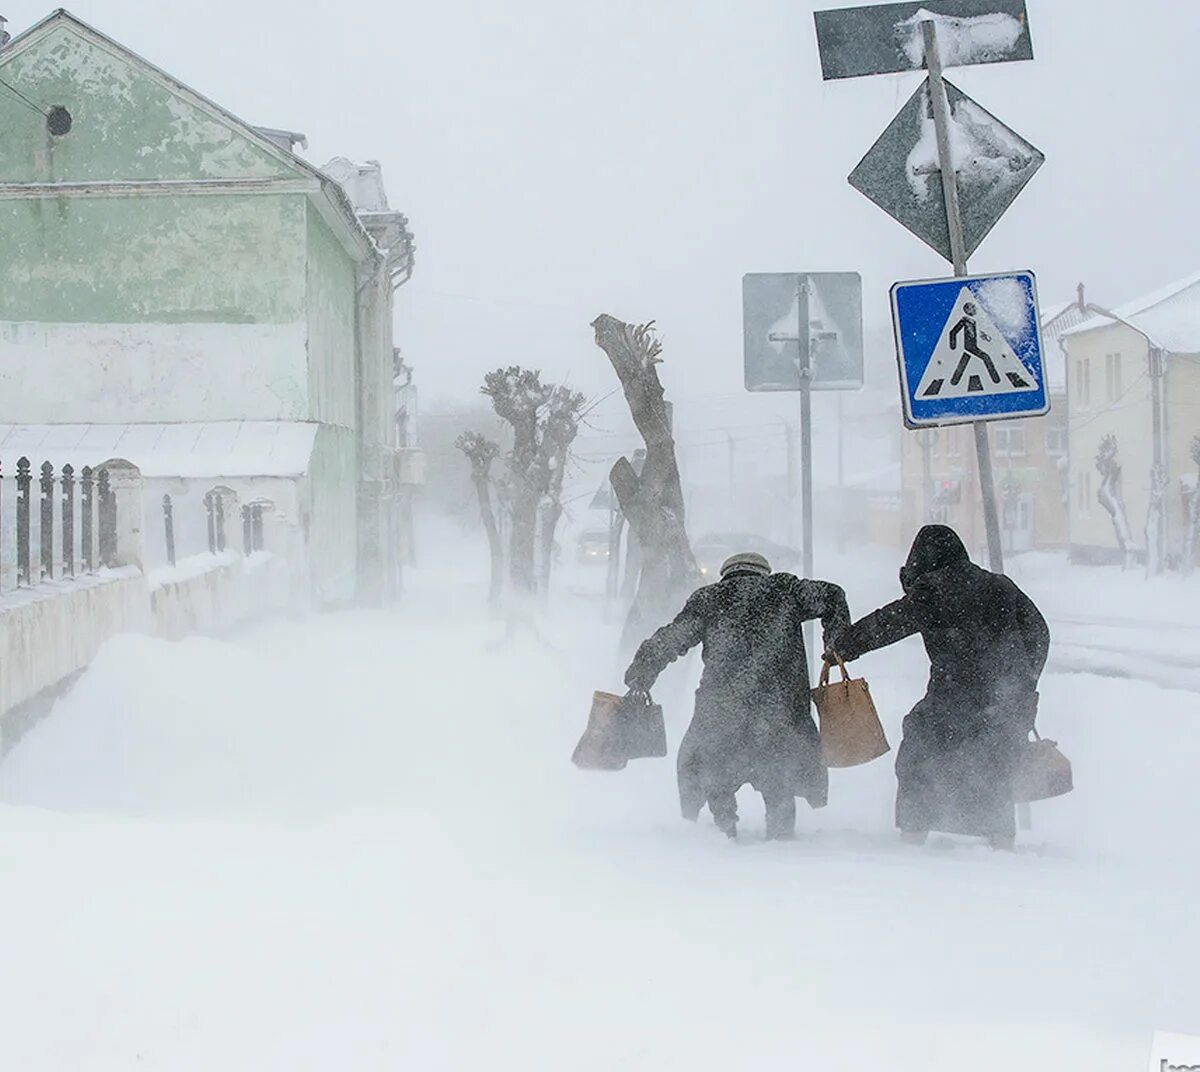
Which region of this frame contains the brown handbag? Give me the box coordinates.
[810,654,890,768]
[1012,728,1073,803]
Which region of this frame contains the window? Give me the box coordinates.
[1076,357,1092,407]
[1046,426,1068,456]
[1105,352,1123,402]
[993,425,1027,457]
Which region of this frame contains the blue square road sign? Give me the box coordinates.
[891,270,1049,428]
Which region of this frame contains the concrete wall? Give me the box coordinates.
[0,193,309,424]
[304,426,358,605]
[0,552,298,738]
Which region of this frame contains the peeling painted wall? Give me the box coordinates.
[0,23,294,183]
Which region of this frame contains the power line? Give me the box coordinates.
[0,75,48,118]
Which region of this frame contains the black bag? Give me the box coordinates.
[572,689,666,770]
[617,690,668,760]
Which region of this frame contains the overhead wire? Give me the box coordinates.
[0,75,49,118]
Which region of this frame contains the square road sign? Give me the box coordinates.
[891,270,1048,427]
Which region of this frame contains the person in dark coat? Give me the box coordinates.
[625,552,850,841]
[831,525,1050,848]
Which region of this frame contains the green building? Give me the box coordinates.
[0,9,414,603]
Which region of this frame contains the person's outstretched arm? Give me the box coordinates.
[795,579,851,655]
[625,590,709,690]
[833,592,922,662]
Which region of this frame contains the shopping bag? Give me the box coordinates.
[1012,729,1073,803]
[571,690,667,770]
[811,654,890,768]
[618,690,668,760]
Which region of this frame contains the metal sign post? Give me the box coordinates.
[922,18,1003,572]
[744,274,865,664]
[814,1,1043,576]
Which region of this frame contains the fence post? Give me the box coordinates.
[81,466,95,572]
[99,459,144,569]
[62,463,75,578]
[162,493,176,567]
[98,468,115,566]
[16,456,31,586]
[251,502,264,552]
[204,490,217,553]
[242,504,252,555]
[40,461,55,582]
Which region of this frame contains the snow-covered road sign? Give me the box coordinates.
[743,272,863,392]
[891,271,1047,427]
[849,78,1043,263]
[815,0,1034,81]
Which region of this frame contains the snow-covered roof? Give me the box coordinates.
[1061,270,1200,354]
[0,422,318,479]
[1039,299,1089,395]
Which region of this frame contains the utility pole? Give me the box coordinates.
[923,17,1005,575]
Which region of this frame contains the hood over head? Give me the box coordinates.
[900,525,969,592]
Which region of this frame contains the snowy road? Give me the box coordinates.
[0,556,1197,1070]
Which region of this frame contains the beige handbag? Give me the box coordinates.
[811,654,890,768]
[1012,728,1073,803]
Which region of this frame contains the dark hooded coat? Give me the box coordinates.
[626,571,850,819]
[835,526,1050,839]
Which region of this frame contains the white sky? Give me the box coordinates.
[7,0,1200,484]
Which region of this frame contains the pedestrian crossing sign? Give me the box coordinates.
[891,271,1049,428]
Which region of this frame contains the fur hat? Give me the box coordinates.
[719,551,771,578]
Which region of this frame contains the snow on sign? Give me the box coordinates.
[814,0,1033,81]
[849,77,1043,264]
[891,270,1048,427]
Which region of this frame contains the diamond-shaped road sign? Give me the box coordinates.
[891,270,1047,428]
[743,272,863,392]
[848,77,1043,264]
[815,0,1033,81]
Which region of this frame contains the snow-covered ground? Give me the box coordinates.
[0,532,1197,1070]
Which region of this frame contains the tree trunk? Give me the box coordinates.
[538,499,562,596]
[509,483,539,594]
[592,314,698,651]
[472,475,504,606]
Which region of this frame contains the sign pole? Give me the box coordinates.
[796,280,816,662]
[922,18,1006,575]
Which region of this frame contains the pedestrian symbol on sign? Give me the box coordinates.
[892,271,1048,429]
[914,285,1038,401]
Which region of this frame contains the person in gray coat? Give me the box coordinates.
[624,552,850,840]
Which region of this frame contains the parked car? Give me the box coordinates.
[576,528,611,565]
[692,532,801,579]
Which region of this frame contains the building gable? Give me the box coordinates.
[0,14,304,184]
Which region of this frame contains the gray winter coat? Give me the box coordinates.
[626,571,850,818]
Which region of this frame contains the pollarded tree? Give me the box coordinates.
[1095,434,1135,571]
[455,431,503,605]
[591,315,698,650]
[481,367,585,597]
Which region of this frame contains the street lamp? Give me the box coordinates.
[1080,302,1169,574]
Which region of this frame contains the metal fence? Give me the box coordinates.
[1,458,275,594]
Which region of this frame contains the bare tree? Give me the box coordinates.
[592,315,698,649]
[481,367,584,597]
[1096,434,1135,571]
[1183,436,1200,576]
[455,431,503,605]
